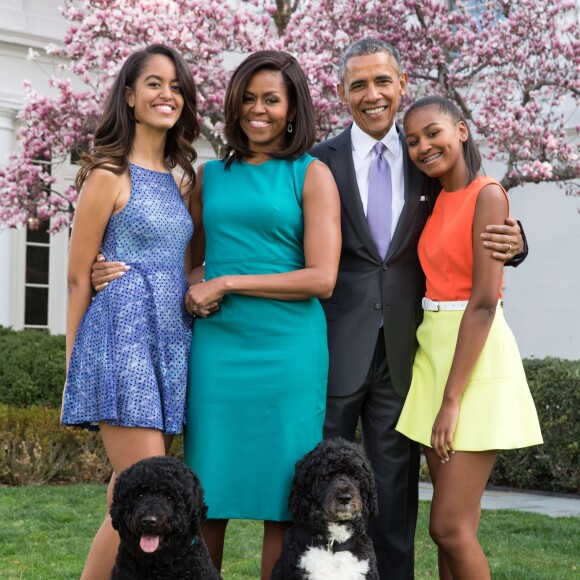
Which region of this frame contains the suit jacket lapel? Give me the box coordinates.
[329,127,382,260]
[385,125,423,261]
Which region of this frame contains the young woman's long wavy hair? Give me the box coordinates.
[222,50,316,168]
[75,44,199,194]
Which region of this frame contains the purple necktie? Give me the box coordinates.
[367,142,393,259]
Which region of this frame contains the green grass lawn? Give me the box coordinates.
[0,484,578,579]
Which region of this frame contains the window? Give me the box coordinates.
[24,220,50,327]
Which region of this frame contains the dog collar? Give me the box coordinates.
[293,526,357,554]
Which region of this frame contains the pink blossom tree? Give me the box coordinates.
[0,0,578,231]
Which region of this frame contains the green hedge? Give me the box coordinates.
[490,357,579,494]
[0,405,109,485]
[0,326,577,492]
[0,326,66,408]
[0,404,184,486]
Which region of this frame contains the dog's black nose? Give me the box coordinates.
[140,515,158,529]
[337,492,353,505]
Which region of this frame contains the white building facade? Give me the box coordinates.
[0,0,578,359]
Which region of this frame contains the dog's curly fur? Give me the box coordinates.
[271,438,379,580]
[110,456,221,579]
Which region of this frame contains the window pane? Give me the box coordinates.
[27,221,49,244]
[25,287,49,326]
[26,245,49,284]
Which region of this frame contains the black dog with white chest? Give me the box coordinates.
[272,438,379,580]
[110,456,221,579]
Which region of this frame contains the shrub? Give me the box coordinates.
[0,405,108,485]
[0,323,577,492]
[0,404,185,486]
[0,326,65,408]
[490,358,579,494]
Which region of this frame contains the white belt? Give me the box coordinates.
[422,297,503,312]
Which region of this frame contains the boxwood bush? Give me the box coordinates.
[0,404,184,486]
[0,327,577,491]
[0,326,65,408]
[490,357,579,494]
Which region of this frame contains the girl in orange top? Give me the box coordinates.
[396,96,542,580]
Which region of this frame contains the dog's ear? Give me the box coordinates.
[287,476,304,519]
[365,473,379,520]
[110,467,131,532]
[288,452,313,521]
[187,469,209,536]
[356,455,379,520]
[288,443,330,523]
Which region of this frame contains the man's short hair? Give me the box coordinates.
[338,38,403,84]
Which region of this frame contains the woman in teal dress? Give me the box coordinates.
[184,51,341,579]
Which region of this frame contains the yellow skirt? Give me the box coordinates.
[396,309,543,451]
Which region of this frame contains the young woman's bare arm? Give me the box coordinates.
[66,169,124,366]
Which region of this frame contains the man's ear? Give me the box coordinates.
[337,83,348,108]
[398,71,408,97]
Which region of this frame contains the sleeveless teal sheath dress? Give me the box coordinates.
[184,155,328,521]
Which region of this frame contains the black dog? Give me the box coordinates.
[110,456,221,579]
[272,438,379,579]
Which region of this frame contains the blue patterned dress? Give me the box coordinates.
[61,164,193,434]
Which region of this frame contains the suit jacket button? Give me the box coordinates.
[382,264,388,271]
[374,302,382,310]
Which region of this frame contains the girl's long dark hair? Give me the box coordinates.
[222,50,316,168]
[75,44,199,194]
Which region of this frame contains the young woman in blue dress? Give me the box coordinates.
[61,45,199,579]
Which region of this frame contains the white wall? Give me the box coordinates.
[503,183,580,360]
[0,1,68,46]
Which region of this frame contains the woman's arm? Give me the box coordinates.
[184,160,341,312]
[186,164,206,282]
[431,183,508,461]
[183,165,212,316]
[66,169,123,367]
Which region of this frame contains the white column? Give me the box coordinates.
[48,162,75,336]
[0,105,17,328]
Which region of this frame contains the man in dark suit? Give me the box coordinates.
[310,38,525,580]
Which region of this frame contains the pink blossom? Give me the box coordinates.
[0,0,578,231]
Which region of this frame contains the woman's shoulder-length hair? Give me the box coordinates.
[222,50,316,168]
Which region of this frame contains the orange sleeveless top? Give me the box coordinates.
[418,175,509,302]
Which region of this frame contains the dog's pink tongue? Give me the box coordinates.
[140,535,160,553]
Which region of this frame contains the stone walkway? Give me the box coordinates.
[419,482,580,517]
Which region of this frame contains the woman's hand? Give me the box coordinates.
[431,400,459,463]
[185,278,224,318]
[91,254,130,291]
